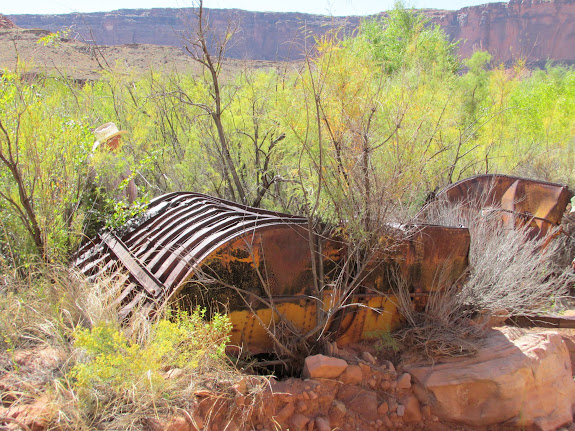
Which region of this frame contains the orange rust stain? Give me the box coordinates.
[335,296,400,346]
[228,300,317,352]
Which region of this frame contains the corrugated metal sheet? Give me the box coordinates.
[75,192,310,317]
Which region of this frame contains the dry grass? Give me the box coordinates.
[391,267,484,363]
[391,193,574,363]
[0,264,268,431]
[425,197,572,316]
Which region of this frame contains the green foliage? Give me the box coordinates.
[1,14,575,265]
[0,69,93,263]
[37,28,72,47]
[460,51,492,123]
[352,3,460,75]
[103,196,148,230]
[366,330,400,354]
[70,308,231,394]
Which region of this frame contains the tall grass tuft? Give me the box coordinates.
[0,264,267,430]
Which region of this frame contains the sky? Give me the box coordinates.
[4,0,503,16]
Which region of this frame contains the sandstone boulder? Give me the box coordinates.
[302,354,348,379]
[406,329,575,430]
[560,331,575,374]
[338,364,362,385]
[315,417,331,431]
[396,372,412,389]
[347,390,379,422]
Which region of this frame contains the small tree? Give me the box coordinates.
[0,69,92,263]
[179,1,247,204]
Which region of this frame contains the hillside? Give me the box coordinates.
[0,13,17,29]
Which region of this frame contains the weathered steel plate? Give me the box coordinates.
[424,174,573,237]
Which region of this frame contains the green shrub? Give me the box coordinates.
[70,308,231,395]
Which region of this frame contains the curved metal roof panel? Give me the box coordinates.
[75,192,309,315]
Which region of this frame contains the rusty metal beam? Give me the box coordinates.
[99,232,165,298]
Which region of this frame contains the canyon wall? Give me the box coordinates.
[7,8,358,61]
[7,0,575,64]
[433,0,575,65]
[0,14,18,29]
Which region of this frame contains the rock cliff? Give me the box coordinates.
[7,8,359,61]
[433,0,575,66]
[7,0,575,64]
[0,14,18,29]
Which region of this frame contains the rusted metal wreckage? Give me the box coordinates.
[75,175,573,352]
[426,174,572,238]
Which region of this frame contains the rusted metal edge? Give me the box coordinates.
[422,174,573,231]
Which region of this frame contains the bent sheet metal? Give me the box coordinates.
[75,192,472,351]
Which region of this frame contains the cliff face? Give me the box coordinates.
[7,8,359,61]
[7,1,575,64]
[0,14,18,29]
[434,0,575,65]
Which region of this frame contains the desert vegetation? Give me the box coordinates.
[0,2,574,429]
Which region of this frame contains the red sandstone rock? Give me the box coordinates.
[433,0,575,66]
[421,404,433,419]
[407,329,575,430]
[338,364,363,385]
[296,400,308,413]
[361,351,376,364]
[560,331,575,374]
[396,372,412,390]
[400,394,422,423]
[359,362,371,380]
[164,416,192,431]
[165,368,184,379]
[388,398,398,413]
[380,359,396,374]
[302,354,348,379]
[289,413,309,431]
[382,415,393,428]
[7,9,357,62]
[10,3,575,65]
[274,402,295,423]
[377,401,389,415]
[0,395,53,431]
[189,410,203,430]
[347,390,379,422]
[315,416,331,431]
[328,400,347,428]
[0,14,18,29]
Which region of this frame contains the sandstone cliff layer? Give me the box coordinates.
[8,8,358,62]
[7,0,575,64]
[434,0,575,66]
[0,14,18,29]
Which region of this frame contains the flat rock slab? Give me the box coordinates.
[406,328,575,430]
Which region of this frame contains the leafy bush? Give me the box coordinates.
[71,308,231,395]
